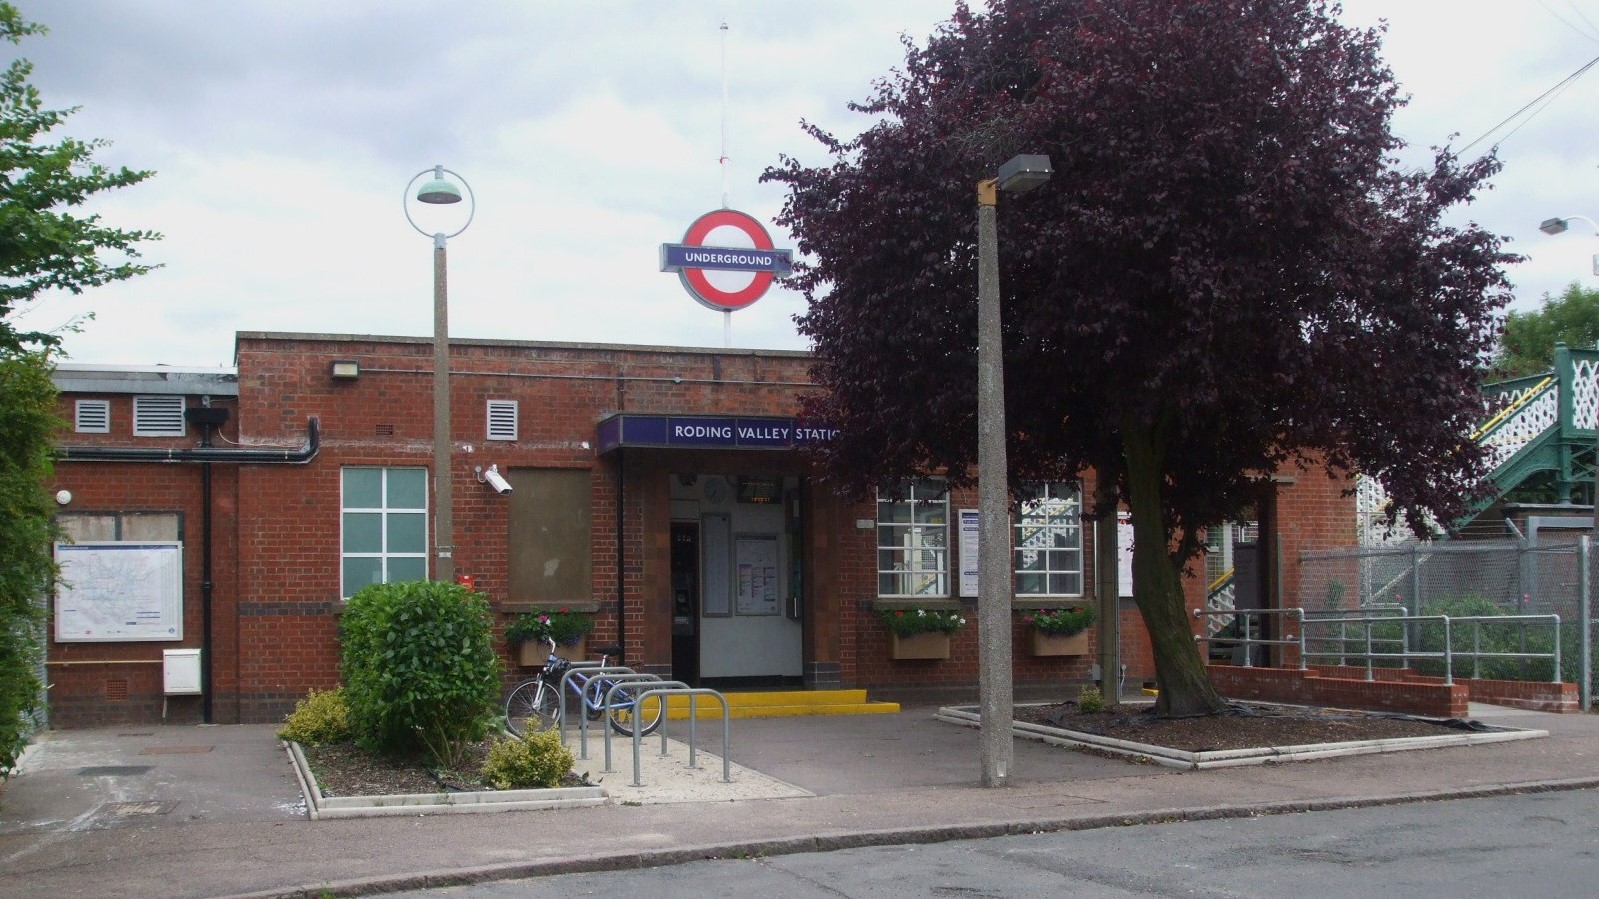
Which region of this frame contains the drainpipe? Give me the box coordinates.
[56,418,320,464]
[184,406,229,724]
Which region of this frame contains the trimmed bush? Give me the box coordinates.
[480,728,574,790]
[340,580,502,767]
[277,688,350,745]
[1077,685,1105,714]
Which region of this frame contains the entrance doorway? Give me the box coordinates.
[669,473,803,685]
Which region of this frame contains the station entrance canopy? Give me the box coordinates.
[596,414,837,454]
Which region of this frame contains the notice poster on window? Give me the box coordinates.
[1118,511,1134,598]
[958,509,980,598]
[734,534,780,616]
[55,542,184,641]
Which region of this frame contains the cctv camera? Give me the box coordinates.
[483,464,513,494]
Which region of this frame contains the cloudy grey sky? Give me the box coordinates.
[10,1,1599,368]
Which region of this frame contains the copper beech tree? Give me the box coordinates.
[765,0,1515,716]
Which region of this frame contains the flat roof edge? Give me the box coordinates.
[234,331,813,359]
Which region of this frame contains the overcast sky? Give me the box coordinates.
[11,1,1599,368]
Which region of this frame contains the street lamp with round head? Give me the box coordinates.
[404,165,475,584]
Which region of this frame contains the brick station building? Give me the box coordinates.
[42,331,1352,727]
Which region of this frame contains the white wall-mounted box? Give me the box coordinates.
[163,648,202,695]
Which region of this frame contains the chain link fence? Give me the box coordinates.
[1299,539,1597,706]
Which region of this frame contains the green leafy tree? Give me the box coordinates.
[766,0,1514,717]
[1494,283,1599,378]
[0,348,58,780]
[0,3,159,352]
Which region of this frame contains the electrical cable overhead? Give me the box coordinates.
[1456,51,1599,158]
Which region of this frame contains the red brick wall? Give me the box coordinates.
[47,398,242,727]
[1209,664,1471,718]
[47,335,1360,724]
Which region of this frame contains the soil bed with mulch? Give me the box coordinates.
[1014,701,1474,753]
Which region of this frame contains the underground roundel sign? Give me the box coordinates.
[659,209,794,312]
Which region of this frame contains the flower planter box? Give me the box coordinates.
[517,636,587,667]
[1030,630,1089,657]
[554,637,587,662]
[890,631,951,660]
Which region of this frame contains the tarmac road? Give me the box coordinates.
[387,788,1599,898]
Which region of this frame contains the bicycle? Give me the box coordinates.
[504,637,665,738]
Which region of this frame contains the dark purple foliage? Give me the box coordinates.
[765,0,1515,547]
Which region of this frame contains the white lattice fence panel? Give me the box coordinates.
[1481,385,1558,468]
[1205,577,1236,636]
[1573,358,1599,430]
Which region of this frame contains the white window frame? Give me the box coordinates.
[132,395,186,437]
[74,399,111,433]
[486,399,518,441]
[1014,481,1084,597]
[876,479,950,598]
[340,467,429,599]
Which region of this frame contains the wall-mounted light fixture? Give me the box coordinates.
[330,360,360,380]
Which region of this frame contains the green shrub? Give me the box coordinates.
[340,580,502,767]
[0,351,59,783]
[277,688,350,745]
[1076,685,1105,714]
[481,728,574,790]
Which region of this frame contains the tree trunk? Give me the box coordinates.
[1122,421,1228,718]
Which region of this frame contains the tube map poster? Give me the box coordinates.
[54,542,184,641]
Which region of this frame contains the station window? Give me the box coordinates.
[877,479,949,597]
[340,467,428,598]
[1014,481,1083,596]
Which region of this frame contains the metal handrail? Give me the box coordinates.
[1300,612,1563,686]
[1192,607,1305,669]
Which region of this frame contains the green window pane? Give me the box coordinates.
[343,468,382,508]
[342,513,382,553]
[387,556,427,583]
[878,501,910,524]
[386,513,426,553]
[342,557,382,599]
[387,468,427,510]
[1017,572,1046,595]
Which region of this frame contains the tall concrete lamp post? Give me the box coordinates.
[976,153,1052,787]
[405,165,475,583]
[1542,213,1599,707]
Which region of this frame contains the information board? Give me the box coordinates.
[734,534,780,616]
[55,542,183,642]
[958,509,980,598]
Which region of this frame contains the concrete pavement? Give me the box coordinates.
[2,703,1597,899]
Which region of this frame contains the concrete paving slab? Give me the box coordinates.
[1,705,1597,899]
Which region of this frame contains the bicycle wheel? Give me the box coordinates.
[505,680,560,737]
[605,683,664,736]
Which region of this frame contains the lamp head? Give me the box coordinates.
[417,165,463,205]
[1541,217,1571,236]
[996,154,1053,194]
